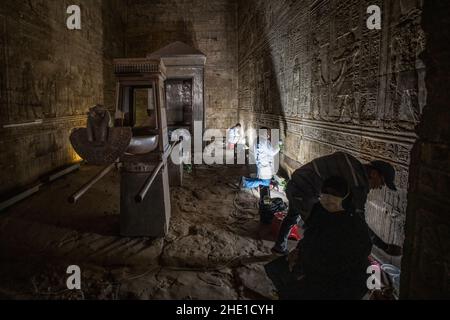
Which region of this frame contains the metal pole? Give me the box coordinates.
[68,162,116,203]
[135,140,182,203]
[166,140,181,160]
[136,161,164,203]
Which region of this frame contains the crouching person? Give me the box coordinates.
[265,176,372,300]
[272,151,398,256]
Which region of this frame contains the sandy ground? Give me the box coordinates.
[0,164,296,300]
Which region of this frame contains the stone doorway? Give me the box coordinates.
[165,79,193,132]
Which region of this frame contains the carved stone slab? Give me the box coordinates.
[237,0,426,246]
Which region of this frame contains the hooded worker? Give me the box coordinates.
[272,151,399,256]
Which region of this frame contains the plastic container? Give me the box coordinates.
[381,264,401,278]
[381,264,401,294]
[392,274,400,293]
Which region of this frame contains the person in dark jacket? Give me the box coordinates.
[265,176,373,300]
[295,176,373,299]
[272,151,398,255]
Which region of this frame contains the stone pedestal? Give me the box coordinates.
[120,165,171,237]
[168,159,183,187]
[167,143,183,187]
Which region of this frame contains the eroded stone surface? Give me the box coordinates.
[0,165,281,300]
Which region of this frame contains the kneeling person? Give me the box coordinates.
[297,176,372,299]
[265,176,372,300]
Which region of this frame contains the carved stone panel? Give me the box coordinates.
[238,0,426,246]
[0,15,8,124]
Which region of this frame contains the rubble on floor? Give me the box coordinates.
[0,165,280,300]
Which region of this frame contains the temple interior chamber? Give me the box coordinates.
[0,0,449,300]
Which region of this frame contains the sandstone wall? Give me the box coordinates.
[125,0,239,130]
[0,0,125,195]
[102,0,127,111]
[238,0,426,246]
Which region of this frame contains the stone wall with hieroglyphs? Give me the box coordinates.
[238,0,426,246]
[0,1,126,194]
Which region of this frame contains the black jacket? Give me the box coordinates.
[290,152,370,221]
[299,202,373,279]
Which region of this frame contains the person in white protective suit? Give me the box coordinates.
[227,123,242,150]
[242,127,280,191]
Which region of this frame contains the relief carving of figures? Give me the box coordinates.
[0,67,6,121]
[291,57,301,118]
[255,55,264,113]
[35,58,59,118]
[298,61,311,119]
[181,81,192,105]
[329,32,361,123]
[82,68,95,99]
[310,34,328,121]
[41,74,57,118]
[264,71,271,113]
[386,7,426,130]
[248,59,255,109]
[80,68,96,115]
[0,24,7,122]
[263,54,273,114]
[19,61,43,121]
[62,64,76,117]
[277,52,287,116]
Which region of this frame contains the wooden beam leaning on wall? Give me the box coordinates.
[0,163,81,212]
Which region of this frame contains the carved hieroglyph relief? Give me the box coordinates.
[0,2,107,194]
[0,3,104,125]
[238,0,426,246]
[0,14,8,123]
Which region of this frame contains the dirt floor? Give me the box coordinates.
[0,164,297,300]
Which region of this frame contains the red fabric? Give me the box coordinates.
[271,212,302,241]
[289,224,302,241]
